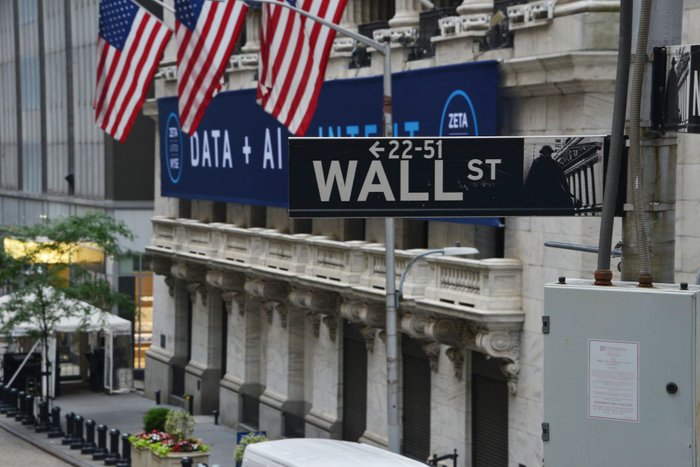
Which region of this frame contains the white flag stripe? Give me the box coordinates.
[96,11,151,125]
[103,12,157,131]
[257,0,346,135]
[114,25,170,139]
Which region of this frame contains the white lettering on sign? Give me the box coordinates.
[358,161,395,202]
[400,161,428,201]
[313,161,357,202]
[467,159,502,181]
[189,130,233,168]
[312,159,467,202]
[448,112,469,129]
[435,160,462,201]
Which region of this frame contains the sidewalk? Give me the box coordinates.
[0,382,235,466]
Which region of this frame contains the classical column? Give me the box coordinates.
[359,330,388,448]
[456,0,493,16]
[430,346,471,465]
[289,290,342,438]
[219,290,247,428]
[241,6,260,54]
[389,0,422,28]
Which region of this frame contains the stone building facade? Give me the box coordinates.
[145,1,700,466]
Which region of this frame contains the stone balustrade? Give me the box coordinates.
[150,216,522,314]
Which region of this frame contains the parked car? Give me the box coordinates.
[242,439,428,467]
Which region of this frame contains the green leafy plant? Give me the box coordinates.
[129,430,209,456]
[143,407,171,433]
[0,214,134,401]
[234,432,268,462]
[164,409,196,441]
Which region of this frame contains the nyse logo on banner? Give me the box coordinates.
[165,113,183,184]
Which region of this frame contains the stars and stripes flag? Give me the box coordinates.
[257,0,348,136]
[176,0,248,135]
[94,0,172,143]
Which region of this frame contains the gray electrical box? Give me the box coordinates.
[544,279,700,466]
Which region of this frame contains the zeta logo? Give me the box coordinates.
[439,90,479,137]
[165,112,183,184]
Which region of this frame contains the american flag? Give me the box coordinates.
[257,0,347,136]
[176,0,248,135]
[94,0,172,143]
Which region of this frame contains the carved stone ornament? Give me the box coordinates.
[222,291,245,315]
[306,310,321,338]
[164,276,175,297]
[467,327,521,394]
[185,281,207,306]
[171,262,206,283]
[322,313,338,342]
[245,278,288,302]
[422,342,442,373]
[445,346,465,380]
[400,312,430,340]
[150,256,172,276]
[264,301,287,328]
[206,269,244,291]
[289,289,337,313]
[340,301,384,328]
[359,326,376,353]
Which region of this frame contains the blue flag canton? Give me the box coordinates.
[175,0,205,31]
[99,0,139,50]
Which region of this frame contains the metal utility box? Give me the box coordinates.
[543,279,700,467]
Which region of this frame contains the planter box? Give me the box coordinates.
[131,447,151,467]
[150,451,210,467]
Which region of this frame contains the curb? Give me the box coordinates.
[0,417,96,467]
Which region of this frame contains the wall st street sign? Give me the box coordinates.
[289,136,615,218]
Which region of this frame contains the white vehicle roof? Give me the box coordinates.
[242,439,427,467]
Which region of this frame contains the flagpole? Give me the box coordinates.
[223,0,400,453]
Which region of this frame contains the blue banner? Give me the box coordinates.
[159,61,499,224]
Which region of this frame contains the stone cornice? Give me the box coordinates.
[500,51,618,98]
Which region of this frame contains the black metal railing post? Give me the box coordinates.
[155,389,161,405]
[92,424,108,461]
[14,390,25,421]
[62,412,75,445]
[81,419,97,454]
[70,415,85,450]
[104,428,121,465]
[115,433,131,467]
[35,400,50,432]
[22,394,35,425]
[48,406,64,438]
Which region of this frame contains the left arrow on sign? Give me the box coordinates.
[369,141,384,159]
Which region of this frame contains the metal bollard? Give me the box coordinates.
[0,384,6,412]
[104,428,121,465]
[35,400,50,432]
[92,424,108,460]
[81,419,97,454]
[212,409,219,425]
[22,394,35,425]
[14,390,26,421]
[6,389,19,417]
[62,412,75,445]
[185,394,193,415]
[180,457,193,467]
[48,407,64,438]
[155,390,161,405]
[70,415,85,449]
[115,433,131,467]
